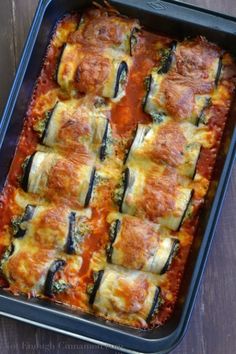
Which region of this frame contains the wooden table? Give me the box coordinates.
[0,1,235,353]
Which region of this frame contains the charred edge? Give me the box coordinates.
[89,270,104,305]
[176,190,194,232]
[160,239,180,275]
[100,119,110,161]
[44,259,66,297]
[114,61,128,99]
[146,286,161,323]
[119,168,130,213]
[158,40,177,74]
[41,103,58,143]
[66,212,76,255]
[14,205,36,238]
[196,98,212,126]
[84,168,96,207]
[124,125,138,164]
[215,56,223,87]
[191,146,202,180]
[21,153,36,192]
[143,75,152,113]
[130,27,140,56]
[107,219,121,262]
[55,43,67,83]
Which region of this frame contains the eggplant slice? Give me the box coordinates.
[119,168,130,213]
[66,212,76,255]
[0,244,15,272]
[13,205,36,238]
[160,239,180,275]
[114,61,128,99]
[158,41,177,74]
[146,286,162,323]
[44,259,66,297]
[88,270,104,305]
[21,153,36,192]
[100,120,110,161]
[196,97,212,126]
[55,43,66,84]
[106,219,121,262]
[215,56,223,87]
[84,168,96,208]
[41,103,58,143]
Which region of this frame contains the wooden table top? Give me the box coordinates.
[0,0,235,353]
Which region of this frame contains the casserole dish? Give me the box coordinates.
[0,0,235,352]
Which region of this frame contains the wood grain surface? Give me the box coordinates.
[0,0,235,353]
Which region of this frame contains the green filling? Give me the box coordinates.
[150,111,166,124]
[11,216,23,236]
[0,245,13,271]
[52,279,69,294]
[33,110,52,137]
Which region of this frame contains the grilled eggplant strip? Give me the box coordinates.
[66,212,76,255]
[215,56,223,87]
[84,168,96,208]
[158,41,177,74]
[88,270,104,305]
[13,205,36,238]
[146,286,161,323]
[160,239,180,275]
[44,259,66,297]
[100,119,110,161]
[21,153,36,192]
[119,168,130,213]
[113,61,128,99]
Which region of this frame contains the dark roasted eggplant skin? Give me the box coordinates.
[196,98,211,126]
[192,146,202,180]
[130,27,140,56]
[14,205,36,238]
[106,219,121,262]
[114,61,128,99]
[215,56,223,87]
[119,168,130,213]
[84,168,96,207]
[44,259,66,297]
[177,190,194,231]
[0,244,15,272]
[41,103,58,143]
[160,239,180,275]
[21,153,36,192]
[100,120,110,161]
[55,43,66,83]
[146,286,161,323]
[158,41,177,74]
[66,212,76,254]
[143,75,152,113]
[89,270,104,305]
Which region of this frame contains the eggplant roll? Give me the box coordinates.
[22,151,96,207]
[68,7,140,55]
[119,166,193,231]
[107,214,179,274]
[126,121,201,178]
[57,43,130,99]
[144,37,222,124]
[88,266,161,325]
[40,97,111,158]
[11,205,86,253]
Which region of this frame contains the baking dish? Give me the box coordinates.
[0,0,235,353]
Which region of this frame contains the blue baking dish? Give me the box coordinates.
[0,0,235,353]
